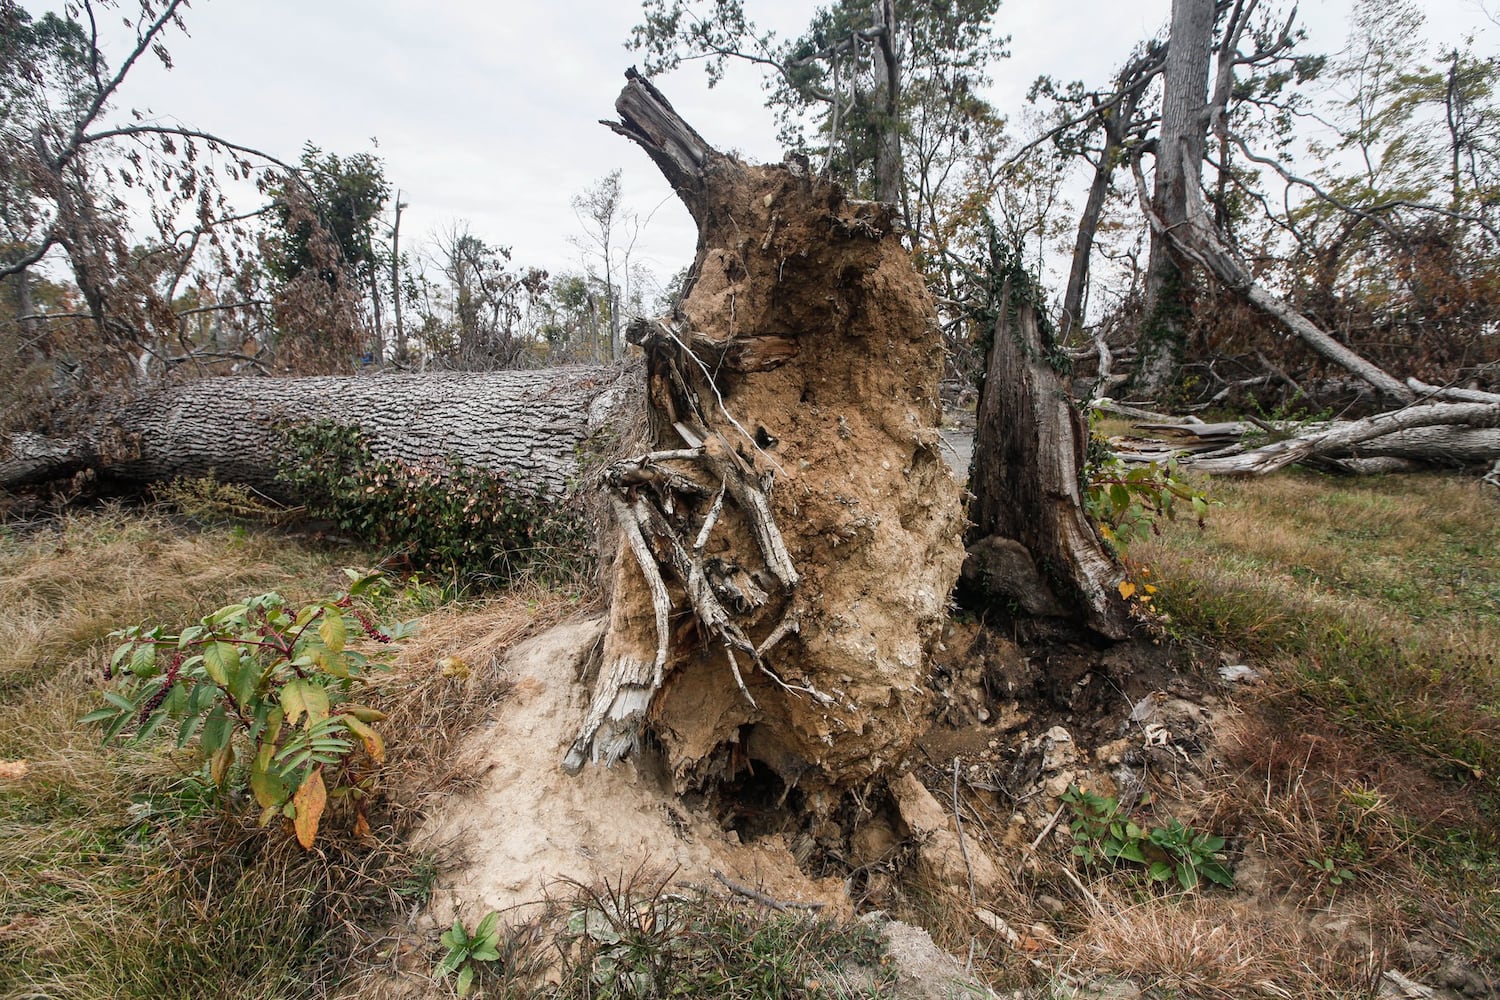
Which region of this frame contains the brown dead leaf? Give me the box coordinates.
[0,760,29,780]
[291,768,327,849]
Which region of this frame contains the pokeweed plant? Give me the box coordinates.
[81,569,416,847]
[1084,455,1213,550]
[436,912,503,997]
[1062,784,1234,891]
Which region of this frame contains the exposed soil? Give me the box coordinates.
[416,616,849,926]
[588,150,965,800]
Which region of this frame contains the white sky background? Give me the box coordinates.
[79,0,1499,296]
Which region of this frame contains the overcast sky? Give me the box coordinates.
[89,0,1497,292]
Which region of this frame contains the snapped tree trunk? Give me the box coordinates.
[965,272,1130,640]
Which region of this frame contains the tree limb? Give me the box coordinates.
[1130,148,1416,403]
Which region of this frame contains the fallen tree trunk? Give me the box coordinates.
[1184,402,1500,475]
[1111,404,1500,474]
[0,366,639,497]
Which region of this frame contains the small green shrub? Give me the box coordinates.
[1062,784,1234,890]
[437,911,503,996]
[82,569,415,847]
[1085,456,1213,549]
[278,419,590,586]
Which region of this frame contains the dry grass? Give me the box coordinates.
[1116,470,1500,987]
[909,471,1500,998]
[1059,895,1383,998]
[1136,470,1500,799]
[0,507,587,999]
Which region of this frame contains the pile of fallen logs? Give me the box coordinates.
[1100,384,1500,481]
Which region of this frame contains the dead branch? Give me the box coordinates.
[1185,402,1500,475]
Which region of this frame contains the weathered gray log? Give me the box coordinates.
[1,366,640,497]
[1110,405,1500,473]
[1185,403,1500,475]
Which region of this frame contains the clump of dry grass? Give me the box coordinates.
[0,506,346,687]
[369,584,587,844]
[1059,895,1383,998]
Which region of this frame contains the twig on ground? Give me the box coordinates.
[953,757,978,906]
[711,869,825,912]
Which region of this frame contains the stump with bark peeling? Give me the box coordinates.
[564,71,965,799]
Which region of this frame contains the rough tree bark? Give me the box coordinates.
[563,70,964,797]
[1135,0,1215,398]
[0,366,639,496]
[965,276,1130,640]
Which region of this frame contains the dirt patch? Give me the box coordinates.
[416,617,848,926]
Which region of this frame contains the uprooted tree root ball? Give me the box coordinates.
[566,71,965,802]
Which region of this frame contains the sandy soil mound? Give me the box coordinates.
[416,616,847,925]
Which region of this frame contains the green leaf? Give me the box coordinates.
[230,656,258,709]
[175,710,204,748]
[473,911,500,949]
[136,703,170,743]
[128,643,158,677]
[1201,861,1235,888]
[110,641,136,671]
[103,691,136,711]
[79,706,122,725]
[347,572,383,597]
[203,642,239,686]
[104,712,135,742]
[207,603,249,625]
[434,949,465,979]
[318,648,351,679]
[250,743,288,808]
[455,964,474,995]
[440,919,469,951]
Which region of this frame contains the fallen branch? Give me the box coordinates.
[1185,401,1500,475]
[711,869,825,912]
[1131,149,1416,405]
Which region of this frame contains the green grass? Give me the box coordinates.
[1139,471,1500,800]
[1131,470,1500,970]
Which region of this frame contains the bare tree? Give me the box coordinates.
[570,170,642,361]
